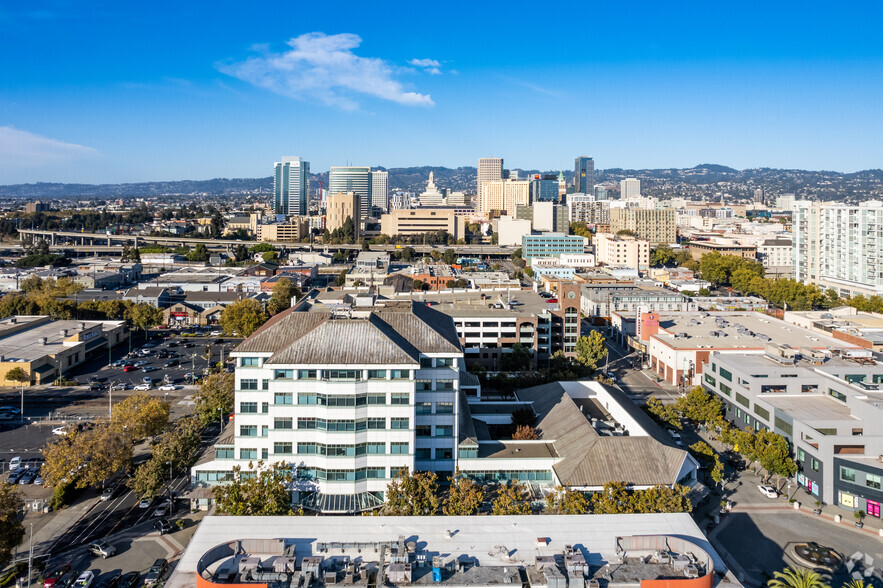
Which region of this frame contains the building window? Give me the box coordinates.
[298,369,317,380]
[774,417,793,436]
[415,380,433,391]
[367,370,387,379]
[416,402,432,414]
[241,357,260,367]
[274,442,293,455]
[416,425,432,437]
[815,428,837,436]
[838,492,856,508]
[367,418,386,430]
[297,418,317,430]
[840,466,857,483]
[866,474,882,490]
[420,358,434,368]
[754,405,770,422]
[704,374,716,386]
[811,458,819,472]
[735,392,750,408]
[239,402,257,414]
[390,393,410,405]
[274,417,293,430]
[720,383,732,397]
[435,425,453,437]
[797,448,805,462]
[829,389,847,402]
[366,442,385,455]
[239,425,257,437]
[274,392,293,405]
[367,393,386,405]
[274,369,294,380]
[240,379,258,390]
[324,369,361,381]
[390,369,409,380]
[298,393,318,405]
[390,442,409,455]
[240,448,257,460]
[415,448,431,460]
[436,380,455,391]
[458,447,478,459]
[298,443,318,454]
[437,448,453,460]
[436,402,454,414]
[437,358,454,367]
[719,368,732,382]
[215,446,234,459]
[391,417,409,430]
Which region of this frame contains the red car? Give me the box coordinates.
[123,365,138,372]
[43,563,71,588]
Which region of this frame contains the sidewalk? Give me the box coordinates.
[15,490,100,560]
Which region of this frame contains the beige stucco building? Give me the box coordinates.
[380,209,466,242]
[609,208,676,245]
[326,192,361,240]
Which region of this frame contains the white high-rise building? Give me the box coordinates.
[329,167,372,219]
[620,178,641,200]
[477,157,503,198]
[567,194,610,225]
[478,179,530,214]
[371,170,389,213]
[274,156,310,216]
[793,200,883,298]
[192,298,465,514]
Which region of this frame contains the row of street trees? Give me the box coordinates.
[217,277,300,338]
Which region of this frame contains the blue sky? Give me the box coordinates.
[1,0,882,184]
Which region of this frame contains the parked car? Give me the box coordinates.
[166,342,178,348]
[138,497,152,509]
[133,360,149,367]
[757,484,779,498]
[116,573,139,588]
[0,413,15,421]
[19,469,37,484]
[123,365,138,373]
[52,427,68,436]
[143,560,168,586]
[0,406,21,415]
[183,342,195,348]
[164,359,180,368]
[133,384,151,391]
[88,382,105,391]
[9,456,21,470]
[7,470,24,485]
[87,540,117,558]
[73,571,95,588]
[142,366,157,373]
[52,571,76,588]
[94,572,121,588]
[158,384,177,391]
[33,473,44,485]
[153,518,174,535]
[42,564,71,588]
[152,501,172,518]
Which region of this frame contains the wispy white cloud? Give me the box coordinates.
[0,126,100,168]
[219,33,435,111]
[497,74,563,98]
[408,58,443,75]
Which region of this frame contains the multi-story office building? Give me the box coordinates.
[702,350,883,519]
[326,192,361,240]
[256,218,311,243]
[521,232,587,259]
[567,194,610,225]
[371,170,389,214]
[515,202,568,233]
[273,156,310,216]
[756,238,792,278]
[620,178,641,200]
[793,200,883,298]
[574,156,594,195]
[594,185,608,200]
[593,233,650,270]
[477,179,530,215]
[329,167,372,220]
[379,208,466,242]
[530,174,560,202]
[580,285,694,319]
[477,157,503,198]
[192,298,464,513]
[609,208,676,245]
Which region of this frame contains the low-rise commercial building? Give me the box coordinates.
[522,233,587,259]
[688,241,757,262]
[257,218,311,243]
[581,285,694,320]
[703,350,883,519]
[0,316,127,385]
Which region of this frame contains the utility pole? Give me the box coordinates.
[108,383,113,418]
[27,523,33,588]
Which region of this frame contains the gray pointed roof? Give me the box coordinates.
[235,301,461,365]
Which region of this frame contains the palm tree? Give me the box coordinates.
[768,567,830,588]
[842,581,866,588]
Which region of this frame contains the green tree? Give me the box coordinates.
[213,461,298,515]
[0,485,24,568]
[675,386,723,427]
[195,372,234,427]
[491,481,532,515]
[752,429,798,487]
[267,277,300,316]
[767,567,830,588]
[632,484,692,513]
[442,471,485,516]
[545,486,590,514]
[591,481,636,514]
[211,210,225,238]
[5,366,30,419]
[650,245,676,267]
[130,303,164,334]
[382,467,440,515]
[187,242,210,262]
[500,343,532,371]
[42,425,132,489]
[234,244,250,262]
[219,298,268,337]
[334,270,348,287]
[512,425,540,440]
[110,392,170,440]
[250,243,275,253]
[132,417,203,499]
[575,331,607,370]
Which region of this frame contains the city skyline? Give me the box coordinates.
[2,1,883,184]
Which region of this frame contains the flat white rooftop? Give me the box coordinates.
[168,514,731,588]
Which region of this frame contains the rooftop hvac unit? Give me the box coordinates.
[565,554,588,575]
[239,556,262,574]
[544,568,567,588]
[684,565,699,578]
[301,557,323,576]
[535,556,558,571]
[568,572,586,588]
[386,563,412,585]
[587,580,600,588]
[274,557,297,573]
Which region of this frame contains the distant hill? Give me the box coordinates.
[1,164,881,200]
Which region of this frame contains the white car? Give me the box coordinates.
[73,571,94,588]
[9,456,21,470]
[138,497,152,509]
[152,501,172,517]
[757,484,779,498]
[133,384,151,391]
[158,384,177,391]
[52,427,68,436]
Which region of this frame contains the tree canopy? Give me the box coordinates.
[213,461,298,516]
[219,298,268,337]
[575,331,608,370]
[382,467,440,515]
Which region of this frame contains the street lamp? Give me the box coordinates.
[166,460,173,504]
[218,406,223,432]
